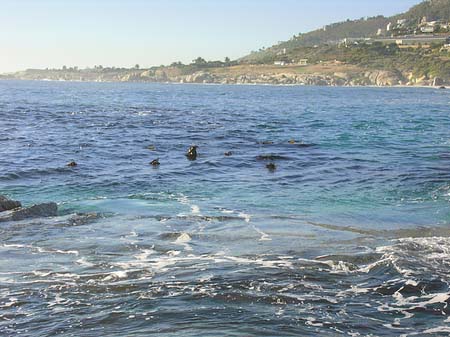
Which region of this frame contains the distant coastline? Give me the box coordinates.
[1,64,446,88]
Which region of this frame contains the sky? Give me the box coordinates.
[0,0,422,73]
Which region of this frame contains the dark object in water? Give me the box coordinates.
[257,154,290,161]
[261,141,274,145]
[0,195,21,212]
[186,146,198,160]
[289,139,296,144]
[147,145,156,151]
[67,161,77,167]
[150,159,160,166]
[224,151,233,156]
[0,202,58,222]
[439,86,446,89]
[266,163,277,172]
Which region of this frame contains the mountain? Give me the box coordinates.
[241,0,450,63]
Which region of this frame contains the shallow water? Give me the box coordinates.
[1,80,450,336]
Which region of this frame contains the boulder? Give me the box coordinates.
[366,70,404,86]
[0,202,58,222]
[433,77,444,87]
[0,195,21,212]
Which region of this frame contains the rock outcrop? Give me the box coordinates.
[365,70,404,86]
[0,195,21,212]
[0,202,58,222]
[433,77,445,87]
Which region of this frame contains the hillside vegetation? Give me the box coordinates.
[241,0,450,63]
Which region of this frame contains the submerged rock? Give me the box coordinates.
[0,202,58,222]
[0,195,21,212]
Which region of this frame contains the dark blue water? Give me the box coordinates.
[1,80,450,336]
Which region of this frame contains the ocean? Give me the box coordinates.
[1,80,450,336]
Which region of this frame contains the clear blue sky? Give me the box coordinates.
[0,0,421,72]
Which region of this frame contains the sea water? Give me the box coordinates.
[1,80,450,336]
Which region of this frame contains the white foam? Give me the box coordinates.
[423,327,450,334]
[135,249,155,261]
[238,212,251,223]
[103,270,128,281]
[174,233,191,244]
[190,205,200,214]
[252,225,272,241]
[76,257,95,267]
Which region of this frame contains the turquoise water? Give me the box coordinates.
[1,80,450,336]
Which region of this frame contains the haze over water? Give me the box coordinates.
[1,81,450,336]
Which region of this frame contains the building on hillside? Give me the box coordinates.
[387,22,392,32]
[421,26,436,33]
[298,59,308,66]
[375,35,448,46]
[377,28,383,36]
[274,61,286,66]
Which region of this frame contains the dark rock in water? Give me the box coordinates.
[439,86,446,90]
[266,163,277,172]
[289,139,296,144]
[186,146,198,160]
[261,141,274,145]
[0,195,21,212]
[147,145,156,151]
[0,202,58,222]
[67,213,100,226]
[224,151,233,156]
[150,159,160,166]
[67,161,77,167]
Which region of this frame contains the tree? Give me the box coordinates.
[224,57,230,63]
[135,64,140,69]
[192,57,207,65]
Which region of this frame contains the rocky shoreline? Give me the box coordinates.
[2,68,447,87]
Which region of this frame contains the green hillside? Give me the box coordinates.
[400,0,450,22]
[241,0,450,63]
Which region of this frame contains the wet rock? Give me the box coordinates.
[150,159,160,166]
[186,146,198,160]
[147,145,156,151]
[224,151,233,156]
[0,195,21,212]
[67,213,99,226]
[0,202,58,222]
[439,86,446,90]
[67,161,77,167]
